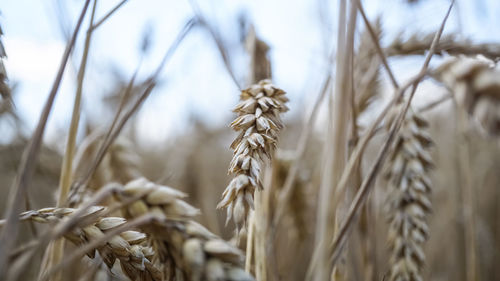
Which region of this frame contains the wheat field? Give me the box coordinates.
[1,0,500,281]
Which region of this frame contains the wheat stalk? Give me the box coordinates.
[384,110,433,281]
[217,80,288,230]
[351,18,383,281]
[116,177,255,281]
[18,206,162,281]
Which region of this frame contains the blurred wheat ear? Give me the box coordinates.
[384,110,434,281]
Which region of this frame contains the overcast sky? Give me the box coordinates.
[2,0,500,144]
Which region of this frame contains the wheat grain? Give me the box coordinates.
[217,79,288,230]
[384,110,434,281]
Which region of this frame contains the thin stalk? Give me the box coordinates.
[273,73,332,226]
[245,212,255,273]
[331,2,358,280]
[90,0,128,31]
[326,0,454,271]
[0,1,91,277]
[68,19,195,201]
[41,2,97,280]
[454,88,478,281]
[188,0,241,90]
[311,0,350,280]
[356,0,399,89]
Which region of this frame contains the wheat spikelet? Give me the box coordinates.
[385,111,434,281]
[386,33,500,61]
[217,79,288,230]
[116,177,255,281]
[434,57,500,136]
[19,206,162,281]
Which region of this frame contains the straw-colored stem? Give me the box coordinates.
[41,3,97,280]
[91,0,128,31]
[311,0,354,279]
[327,1,454,269]
[0,1,91,277]
[245,211,255,273]
[454,91,478,281]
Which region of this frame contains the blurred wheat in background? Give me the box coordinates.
[1,0,500,281]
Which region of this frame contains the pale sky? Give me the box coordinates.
[2,0,500,144]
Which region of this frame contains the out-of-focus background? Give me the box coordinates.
[3,0,500,143]
[1,0,500,280]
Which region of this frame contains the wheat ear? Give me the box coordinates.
[116,177,255,281]
[386,33,500,61]
[19,206,162,281]
[385,110,434,281]
[434,57,500,137]
[217,79,288,230]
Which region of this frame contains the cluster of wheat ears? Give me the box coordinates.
[1,0,500,281]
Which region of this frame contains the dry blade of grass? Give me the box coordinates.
[43,2,98,279]
[67,19,195,206]
[308,0,349,281]
[349,15,383,281]
[356,3,398,90]
[0,1,91,277]
[189,0,242,90]
[90,0,129,31]
[311,0,355,279]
